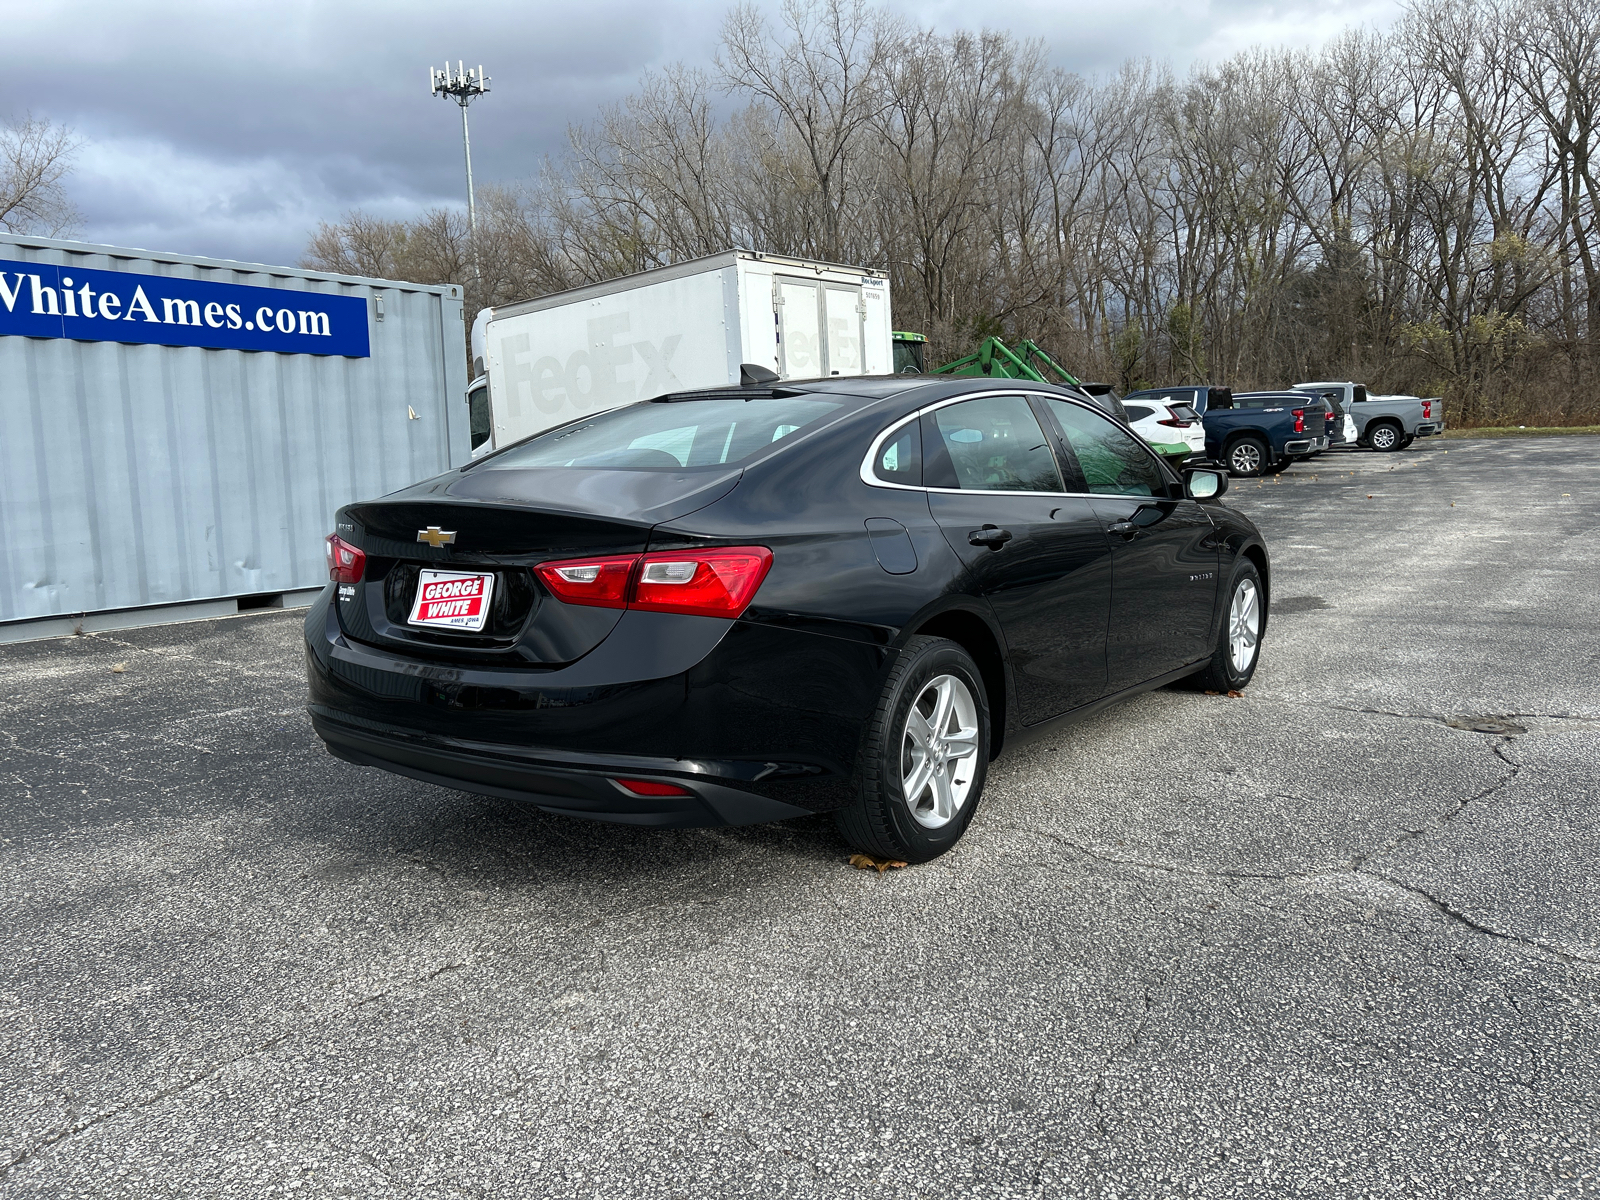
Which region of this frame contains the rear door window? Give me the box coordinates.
[923,395,1064,492]
[1124,405,1153,423]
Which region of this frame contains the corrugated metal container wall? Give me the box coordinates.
[0,234,468,623]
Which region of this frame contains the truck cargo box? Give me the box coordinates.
[474,250,892,453]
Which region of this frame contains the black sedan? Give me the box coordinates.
[306,376,1270,862]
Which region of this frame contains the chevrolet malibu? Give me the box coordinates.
[306,376,1270,862]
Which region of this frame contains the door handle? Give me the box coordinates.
[1106,521,1137,538]
[968,525,1014,550]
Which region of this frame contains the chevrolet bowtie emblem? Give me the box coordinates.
[416,526,456,548]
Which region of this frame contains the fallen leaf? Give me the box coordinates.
[1226,689,1244,698]
[849,853,908,873]
[1204,690,1222,695]
[1367,494,1374,498]
[110,663,127,674]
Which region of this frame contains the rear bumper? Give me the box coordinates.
[303,589,881,826]
[311,708,815,827]
[1284,436,1328,455]
[1416,422,1441,436]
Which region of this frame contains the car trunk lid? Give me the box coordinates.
[335,466,741,665]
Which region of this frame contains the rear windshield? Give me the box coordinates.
[1170,405,1201,421]
[483,396,844,471]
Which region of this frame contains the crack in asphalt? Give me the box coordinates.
[1348,738,1524,870]
[1007,727,1600,970]
[0,960,469,1181]
[1362,873,1600,967]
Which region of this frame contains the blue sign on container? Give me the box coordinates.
[0,257,370,357]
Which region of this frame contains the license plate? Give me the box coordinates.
[408,569,495,632]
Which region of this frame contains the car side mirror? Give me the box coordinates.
[1184,468,1227,500]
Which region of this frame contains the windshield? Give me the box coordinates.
[483,396,844,472]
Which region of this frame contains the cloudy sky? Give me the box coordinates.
[2,0,1404,269]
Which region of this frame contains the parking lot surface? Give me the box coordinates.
[2,436,1597,1198]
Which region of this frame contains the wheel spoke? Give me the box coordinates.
[904,707,933,753]
[903,752,934,808]
[931,765,955,820]
[930,678,955,739]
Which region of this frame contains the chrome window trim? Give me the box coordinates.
[859,387,1186,498]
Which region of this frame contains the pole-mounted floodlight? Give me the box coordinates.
[430,61,490,255]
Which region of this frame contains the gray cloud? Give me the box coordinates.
[2,0,1402,268]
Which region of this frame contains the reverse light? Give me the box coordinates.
[632,547,774,617]
[325,534,366,584]
[1292,408,1305,433]
[533,554,635,609]
[534,546,775,619]
[612,778,694,797]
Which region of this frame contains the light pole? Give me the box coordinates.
[430,61,490,255]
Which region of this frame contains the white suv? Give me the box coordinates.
[1122,397,1207,466]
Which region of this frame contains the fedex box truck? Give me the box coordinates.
[468,250,893,455]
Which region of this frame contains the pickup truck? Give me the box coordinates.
[1202,391,1329,476]
[1237,390,1349,456]
[1294,381,1443,451]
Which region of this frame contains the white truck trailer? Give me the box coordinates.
[466,250,893,455]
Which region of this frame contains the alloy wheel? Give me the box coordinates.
[1370,425,1399,451]
[1230,442,1262,474]
[1229,578,1260,674]
[901,674,980,829]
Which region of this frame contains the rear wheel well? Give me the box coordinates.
[907,610,1007,757]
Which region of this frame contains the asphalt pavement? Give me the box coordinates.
[2,436,1597,1199]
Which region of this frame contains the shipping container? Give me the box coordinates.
[0,232,468,641]
[470,249,892,454]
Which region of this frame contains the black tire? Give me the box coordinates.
[1189,560,1266,692]
[1226,437,1269,477]
[835,635,991,864]
[1368,421,1403,452]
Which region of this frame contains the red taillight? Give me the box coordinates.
[533,554,636,609]
[1292,408,1305,433]
[1422,400,1433,418]
[1157,418,1192,428]
[613,778,693,797]
[325,535,365,584]
[534,546,774,619]
[633,547,774,618]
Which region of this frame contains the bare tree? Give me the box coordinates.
[305,0,1600,424]
[0,115,81,236]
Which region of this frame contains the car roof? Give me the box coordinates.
[656,373,1093,416]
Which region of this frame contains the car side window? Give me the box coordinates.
[872,420,923,485]
[1124,404,1153,423]
[923,395,1064,492]
[1045,399,1168,497]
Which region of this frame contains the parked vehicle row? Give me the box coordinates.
[1123,380,1444,476]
